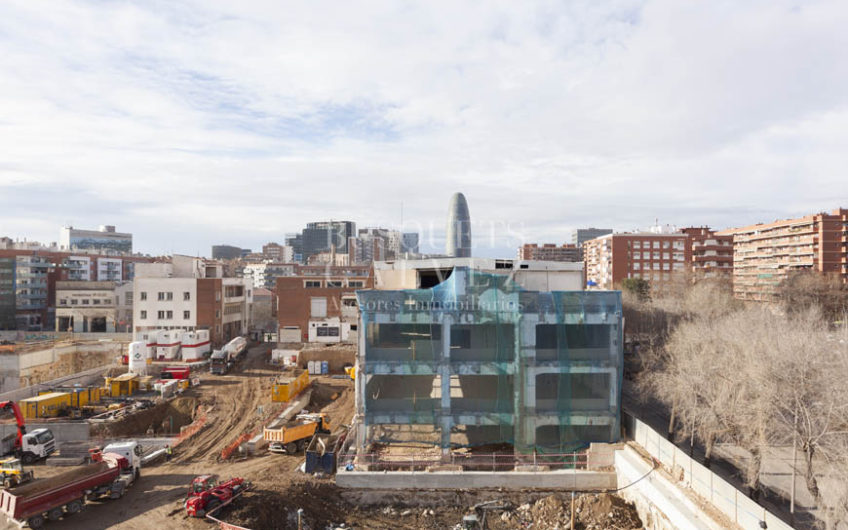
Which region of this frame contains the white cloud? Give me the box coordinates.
[1,0,847,256]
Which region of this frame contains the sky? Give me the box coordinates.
[1,0,847,258]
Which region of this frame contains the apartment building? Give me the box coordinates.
[276,265,372,343]
[717,208,848,301]
[242,262,297,290]
[133,256,252,347]
[517,243,579,262]
[0,249,153,330]
[572,228,612,261]
[584,232,691,291]
[681,227,733,278]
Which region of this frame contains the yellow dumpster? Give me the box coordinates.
[271,369,309,403]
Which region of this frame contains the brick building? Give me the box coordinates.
[583,232,691,291]
[717,208,848,301]
[681,227,733,278]
[275,265,372,343]
[517,243,579,262]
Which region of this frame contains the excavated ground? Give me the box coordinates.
[0,344,641,530]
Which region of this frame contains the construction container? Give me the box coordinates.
[20,392,71,419]
[305,433,339,475]
[271,369,309,403]
[108,373,139,397]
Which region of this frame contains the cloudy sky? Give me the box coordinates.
[1,0,847,257]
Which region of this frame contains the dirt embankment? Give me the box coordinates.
[90,397,198,438]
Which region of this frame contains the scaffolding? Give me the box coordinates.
[355,267,622,455]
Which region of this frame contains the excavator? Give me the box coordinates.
[0,401,56,464]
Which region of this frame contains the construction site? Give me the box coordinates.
[0,270,801,529]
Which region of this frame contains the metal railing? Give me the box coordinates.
[338,450,588,473]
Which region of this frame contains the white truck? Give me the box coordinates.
[102,440,142,481]
[1,429,56,464]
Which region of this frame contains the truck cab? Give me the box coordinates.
[102,441,142,480]
[20,429,55,464]
[209,350,229,375]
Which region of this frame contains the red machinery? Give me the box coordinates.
[0,402,28,454]
[159,366,191,380]
[185,476,251,518]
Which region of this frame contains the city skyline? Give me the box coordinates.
[2,1,847,256]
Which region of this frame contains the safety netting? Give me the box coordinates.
[357,267,622,455]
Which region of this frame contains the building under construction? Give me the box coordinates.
[354,266,622,456]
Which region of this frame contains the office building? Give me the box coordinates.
[300,221,356,263]
[211,245,244,261]
[60,225,132,254]
[445,192,472,258]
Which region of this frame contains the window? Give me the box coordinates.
[166,310,173,319]
[311,297,327,318]
[140,292,147,301]
[92,299,100,305]
[663,263,670,270]
[215,291,221,301]
[304,280,322,288]
[59,299,67,305]
[158,292,165,301]
[633,241,641,249]
[215,310,220,318]
[140,310,147,319]
[158,310,165,319]
[326,280,342,288]
[70,299,78,305]
[166,292,173,301]
[342,298,358,307]
[317,326,340,337]
[82,299,90,305]
[183,292,190,301]
[652,252,660,259]
[633,262,641,270]
[652,241,659,249]
[653,263,660,270]
[184,310,190,320]
[662,241,670,249]
[125,292,133,304]
[349,281,364,288]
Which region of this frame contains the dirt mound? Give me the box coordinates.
[221,481,351,529]
[503,493,642,529]
[90,397,198,438]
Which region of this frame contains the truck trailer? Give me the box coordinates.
[209,336,248,375]
[264,413,330,454]
[0,452,135,528]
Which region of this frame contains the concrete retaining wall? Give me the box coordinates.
[0,422,89,442]
[0,364,112,403]
[336,470,616,490]
[625,413,793,530]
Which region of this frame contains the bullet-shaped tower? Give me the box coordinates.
[445,192,472,257]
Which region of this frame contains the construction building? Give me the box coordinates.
[275,265,372,343]
[211,245,245,261]
[717,208,848,301]
[517,243,580,262]
[354,265,622,455]
[133,255,253,347]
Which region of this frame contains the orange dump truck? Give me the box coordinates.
[264,413,330,454]
[270,369,309,403]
